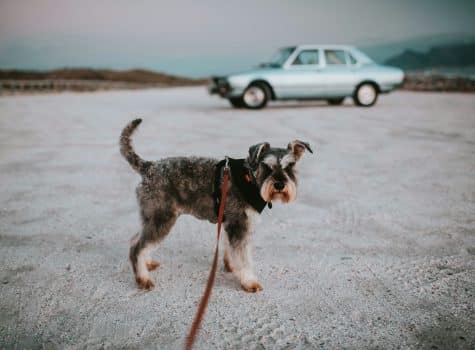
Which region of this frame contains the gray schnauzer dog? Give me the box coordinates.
[120,119,312,292]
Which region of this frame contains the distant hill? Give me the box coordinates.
[384,43,475,70]
[0,68,205,85]
[361,33,475,63]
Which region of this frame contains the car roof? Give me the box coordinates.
[293,44,356,51]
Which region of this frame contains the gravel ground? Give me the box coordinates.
[0,88,474,350]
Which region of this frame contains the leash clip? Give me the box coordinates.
[223,156,230,172]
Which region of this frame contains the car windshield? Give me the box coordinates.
[263,47,296,67]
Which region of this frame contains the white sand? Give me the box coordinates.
[0,88,474,349]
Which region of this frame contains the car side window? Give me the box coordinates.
[324,50,347,65]
[291,50,320,66]
[347,52,358,65]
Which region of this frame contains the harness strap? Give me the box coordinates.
[214,158,269,214]
[184,162,230,350]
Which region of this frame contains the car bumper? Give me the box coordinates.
[380,70,405,93]
[208,77,246,98]
[380,80,405,93]
[208,77,234,96]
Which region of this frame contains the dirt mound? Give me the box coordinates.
[0,68,205,86]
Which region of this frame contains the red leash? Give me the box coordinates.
[184,160,230,350]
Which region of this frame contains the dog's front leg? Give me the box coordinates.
[225,221,263,293]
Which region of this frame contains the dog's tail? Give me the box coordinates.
[120,118,151,174]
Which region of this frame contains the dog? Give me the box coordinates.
[120,119,312,292]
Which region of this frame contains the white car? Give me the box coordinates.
[209,45,404,109]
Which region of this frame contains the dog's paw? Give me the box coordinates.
[146,261,160,271]
[136,277,155,290]
[241,280,263,293]
[223,256,233,273]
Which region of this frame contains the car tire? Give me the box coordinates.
[242,83,270,109]
[353,83,378,107]
[229,97,245,108]
[327,97,345,105]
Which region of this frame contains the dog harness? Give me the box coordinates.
[213,157,270,216]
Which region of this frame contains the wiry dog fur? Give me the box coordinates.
[120,119,312,292]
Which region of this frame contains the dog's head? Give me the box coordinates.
[247,140,313,203]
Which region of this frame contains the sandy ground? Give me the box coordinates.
[0,88,474,350]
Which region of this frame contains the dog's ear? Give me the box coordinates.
[248,142,270,167]
[288,140,313,160]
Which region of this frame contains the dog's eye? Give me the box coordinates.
[261,163,272,172]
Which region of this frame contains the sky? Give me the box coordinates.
[0,0,474,77]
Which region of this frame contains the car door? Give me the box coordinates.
[271,49,325,99]
[320,49,356,96]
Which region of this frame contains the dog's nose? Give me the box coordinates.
[273,182,285,191]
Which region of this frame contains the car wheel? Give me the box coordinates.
[327,97,345,105]
[242,83,269,109]
[229,97,244,108]
[353,83,378,107]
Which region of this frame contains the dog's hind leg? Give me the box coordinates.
[130,210,178,290]
[130,230,154,290]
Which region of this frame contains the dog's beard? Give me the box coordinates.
[260,178,297,203]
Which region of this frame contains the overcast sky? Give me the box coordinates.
[0,0,474,77]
